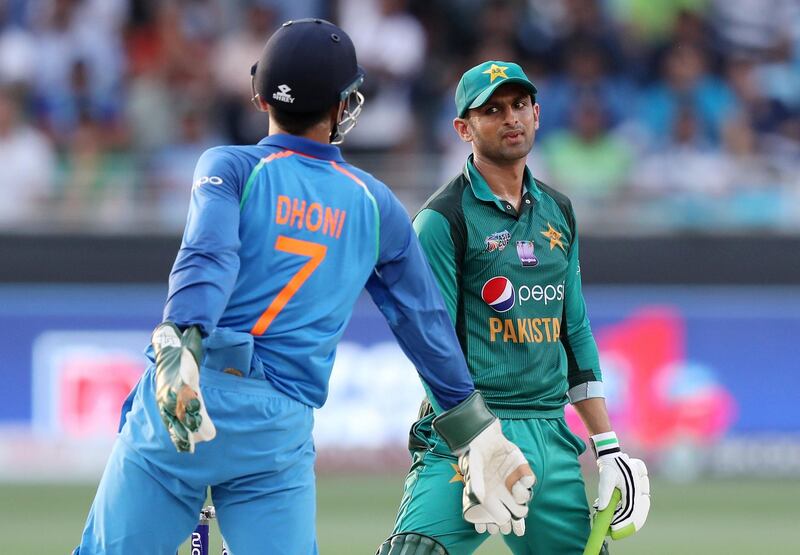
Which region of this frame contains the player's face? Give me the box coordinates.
[455,84,539,163]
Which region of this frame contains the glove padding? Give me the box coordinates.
[458,420,535,536]
[432,392,535,536]
[470,503,527,536]
[596,453,650,540]
[152,323,216,453]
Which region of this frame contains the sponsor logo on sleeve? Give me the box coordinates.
[193,176,223,189]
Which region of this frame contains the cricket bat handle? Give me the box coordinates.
[582,488,621,555]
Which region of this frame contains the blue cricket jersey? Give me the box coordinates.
[163,134,474,410]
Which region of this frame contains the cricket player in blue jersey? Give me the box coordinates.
[74,19,535,555]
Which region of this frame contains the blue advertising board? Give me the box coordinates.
[1,285,798,452]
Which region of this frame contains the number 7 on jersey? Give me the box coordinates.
[250,236,327,336]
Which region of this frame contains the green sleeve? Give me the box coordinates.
[413,208,458,325]
[561,212,604,402]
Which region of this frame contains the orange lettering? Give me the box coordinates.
[306,203,323,232]
[503,319,518,343]
[517,319,532,343]
[531,319,543,343]
[552,317,560,342]
[489,318,503,342]
[290,199,306,229]
[542,318,552,342]
[335,211,347,238]
[323,208,340,237]
[276,195,290,224]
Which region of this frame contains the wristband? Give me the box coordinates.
[590,431,620,458]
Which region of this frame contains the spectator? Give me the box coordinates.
[149,105,222,227]
[541,94,632,198]
[539,38,635,134]
[340,0,426,150]
[0,86,57,228]
[30,0,125,142]
[709,0,796,61]
[725,56,794,140]
[608,0,708,45]
[0,2,36,86]
[58,112,135,228]
[547,0,628,73]
[637,43,738,146]
[631,105,730,196]
[212,4,277,144]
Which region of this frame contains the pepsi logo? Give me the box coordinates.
[481,276,515,313]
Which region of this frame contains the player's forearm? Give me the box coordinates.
[572,396,612,436]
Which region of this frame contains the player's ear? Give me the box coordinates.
[257,96,271,113]
[453,117,472,143]
[533,102,540,130]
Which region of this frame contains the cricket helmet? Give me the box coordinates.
[250,18,365,143]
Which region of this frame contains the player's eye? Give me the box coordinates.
[485,106,498,114]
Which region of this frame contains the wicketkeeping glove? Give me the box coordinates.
[151,322,216,453]
[591,432,650,540]
[432,392,535,536]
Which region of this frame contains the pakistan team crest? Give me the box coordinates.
[484,230,511,252]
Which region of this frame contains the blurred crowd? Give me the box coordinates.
[1,0,799,232]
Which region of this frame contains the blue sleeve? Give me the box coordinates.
[163,147,243,335]
[363,179,474,411]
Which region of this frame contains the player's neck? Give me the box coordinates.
[268,119,333,145]
[473,153,527,210]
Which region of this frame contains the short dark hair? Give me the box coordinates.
[269,104,331,135]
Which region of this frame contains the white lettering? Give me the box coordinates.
[517,282,564,306]
[193,176,224,189]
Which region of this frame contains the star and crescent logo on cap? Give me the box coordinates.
[483,63,509,83]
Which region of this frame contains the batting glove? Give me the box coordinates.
[152,322,216,453]
[592,432,650,540]
[433,392,535,536]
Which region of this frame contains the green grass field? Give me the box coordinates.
[2,476,798,554]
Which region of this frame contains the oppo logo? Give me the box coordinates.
[193,175,224,188]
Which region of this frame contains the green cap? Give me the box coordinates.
[455,60,538,117]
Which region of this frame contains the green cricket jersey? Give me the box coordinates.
[414,155,603,418]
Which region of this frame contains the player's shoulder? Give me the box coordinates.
[198,144,264,168]
[533,177,573,210]
[193,144,269,196]
[417,171,469,224]
[340,162,394,204]
[196,144,266,175]
[532,177,575,228]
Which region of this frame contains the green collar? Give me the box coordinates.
[463,155,541,213]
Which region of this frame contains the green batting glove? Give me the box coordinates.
[151,322,216,453]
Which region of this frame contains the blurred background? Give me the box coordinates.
[0,0,799,553]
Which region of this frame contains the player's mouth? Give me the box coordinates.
[502,129,525,143]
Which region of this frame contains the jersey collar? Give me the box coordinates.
[463,155,542,212]
[258,134,345,162]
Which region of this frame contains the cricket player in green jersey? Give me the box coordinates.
[376,61,651,555]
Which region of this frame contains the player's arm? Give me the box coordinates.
[155,148,243,452]
[560,210,603,404]
[413,208,459,326]
[562,208,651,540]
[364,190,470,411]
[163,147,243,335]
[363,181,534,535]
